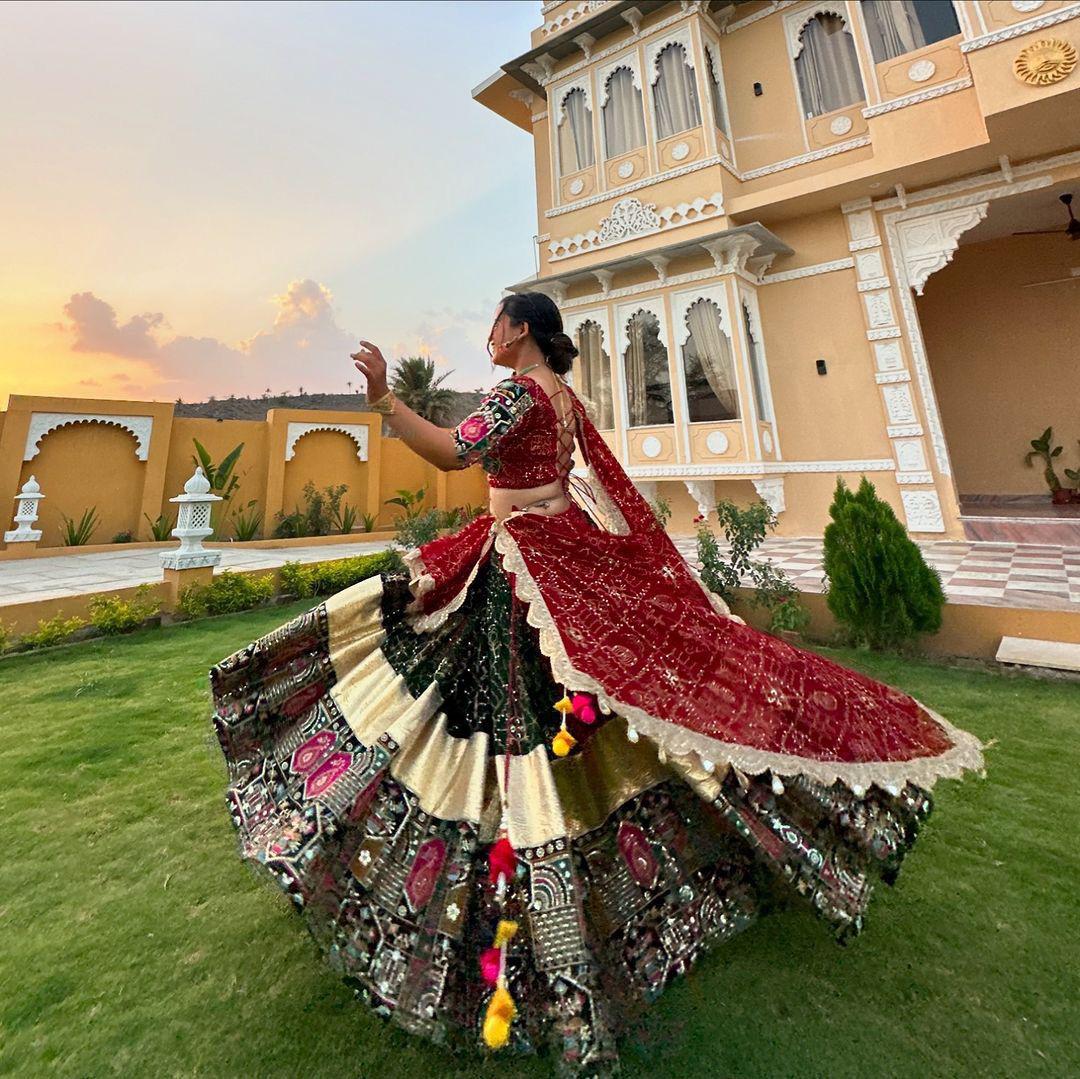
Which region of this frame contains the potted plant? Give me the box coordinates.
[1024,427,1072,504]
[1064,442,1080,504]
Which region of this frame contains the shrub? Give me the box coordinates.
[59,507,99,546]
[144,512,175,541]
[177,571,276,619]
[230,499,263,541]
[0,619,14,653]
[768,597,811,636]
[87,584,161,635]
[360,512,377,533]
[649,495,672,529]
[822,477,945,650]
[394,507,443,549]
[333,502,358,535]
[111,529,135,544]
[696,499,797,614]
[273,481,348,538]
[279,551,402,599]
[21,614,86,649]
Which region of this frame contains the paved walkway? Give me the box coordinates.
[2,536,1079,612]
[673,536,1080,612]
[0,541,390,607]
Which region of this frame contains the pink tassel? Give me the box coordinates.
[488,837,517,885]
[571,692,598,725]
[479,946,501,986]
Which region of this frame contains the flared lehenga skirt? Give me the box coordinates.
[209,548,937,1075]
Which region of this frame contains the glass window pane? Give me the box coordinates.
[682,299,738,422]
[575,320,615,428]
[623,311,674,427]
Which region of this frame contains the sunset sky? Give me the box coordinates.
[0,0,538,408]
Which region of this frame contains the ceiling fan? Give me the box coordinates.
[1014,192,1080,241]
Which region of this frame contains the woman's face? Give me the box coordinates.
[486,305,526,367]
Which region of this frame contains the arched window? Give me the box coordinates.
[861,1,960,63]
[602,67,646,158]
[794,13,865,118]
[557,86,594,175]
[742,302,772,423]
[681,299,739,422]
[704,46,728,135]
[574,320,615,428]
[652,43,701,140]
[624,310,674,427]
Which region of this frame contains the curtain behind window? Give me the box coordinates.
[653,44,701,140]
[602,67,647,158]
[558,88,594,174]
[682,300,738,422]
[624,311,674,427]
[862,1,960,63]
[795,14,865,118]
[743,304,772,422]
[576,321,615,428]
[705,47,729,134]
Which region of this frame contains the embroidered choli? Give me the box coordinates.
[452,373,577,489]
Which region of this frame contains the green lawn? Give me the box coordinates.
[1,603,1076,1078]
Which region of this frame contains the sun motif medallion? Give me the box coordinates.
[1013,38,1077,86]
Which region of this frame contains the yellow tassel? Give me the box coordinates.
[552,726,577,757]
[482,985,517,1049]
[483,1013,511,1049]
[493,919,518,948]
[488,985,517,1021]
[554,694,573,714]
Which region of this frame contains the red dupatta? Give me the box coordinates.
[405,385,985,794]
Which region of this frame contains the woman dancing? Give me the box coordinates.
[209,290,984,1075]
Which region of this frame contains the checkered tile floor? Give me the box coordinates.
[673,536,1080,612]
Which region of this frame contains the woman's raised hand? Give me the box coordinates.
[351,340,389,400]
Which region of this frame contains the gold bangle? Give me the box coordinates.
[369,389,396,415]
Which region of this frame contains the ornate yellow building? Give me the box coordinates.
[474,0,1080,542]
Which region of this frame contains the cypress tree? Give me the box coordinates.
[822,476,945,650]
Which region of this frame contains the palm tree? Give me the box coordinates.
[390,356,456,424]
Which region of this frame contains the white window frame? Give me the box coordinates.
[550,73,596,185]
[643,26,702,144]
[564,307,617,431]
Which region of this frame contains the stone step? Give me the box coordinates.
[996,636,1080,673]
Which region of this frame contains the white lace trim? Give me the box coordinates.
[404,531,496,635]
[493,524,986,795]
[401,546,436,609]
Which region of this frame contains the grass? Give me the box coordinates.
[0,605,1076,1077]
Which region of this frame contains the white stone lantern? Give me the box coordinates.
[160,466,222,569]
[5,475,44,543]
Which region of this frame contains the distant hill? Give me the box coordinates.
[174,390,487,426]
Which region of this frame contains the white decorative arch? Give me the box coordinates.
[285,422,369,462]
[645,27,697,85]
[23,412,153,461]
[597,54,643,107]
[786,6,855,58]
[554,75,593,123]
[616,299,669,358]
[563,307,607,343]
[672,284,731,343]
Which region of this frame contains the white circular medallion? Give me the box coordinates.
[907,59,937,83]
[640,435,663,458]
[705,430,729,455]
[617,160,635,179]
[761,429,774,454]
[829,115,853,136]
[1012,1,1045,12]
[568,177,585,196]
[670,141,691,161]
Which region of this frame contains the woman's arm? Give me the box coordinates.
[352,340,460,472]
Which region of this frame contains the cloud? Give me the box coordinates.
[61,279,359,398]
[389,298,501,392]
[59,281,505,400]
[63,292,167,359]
